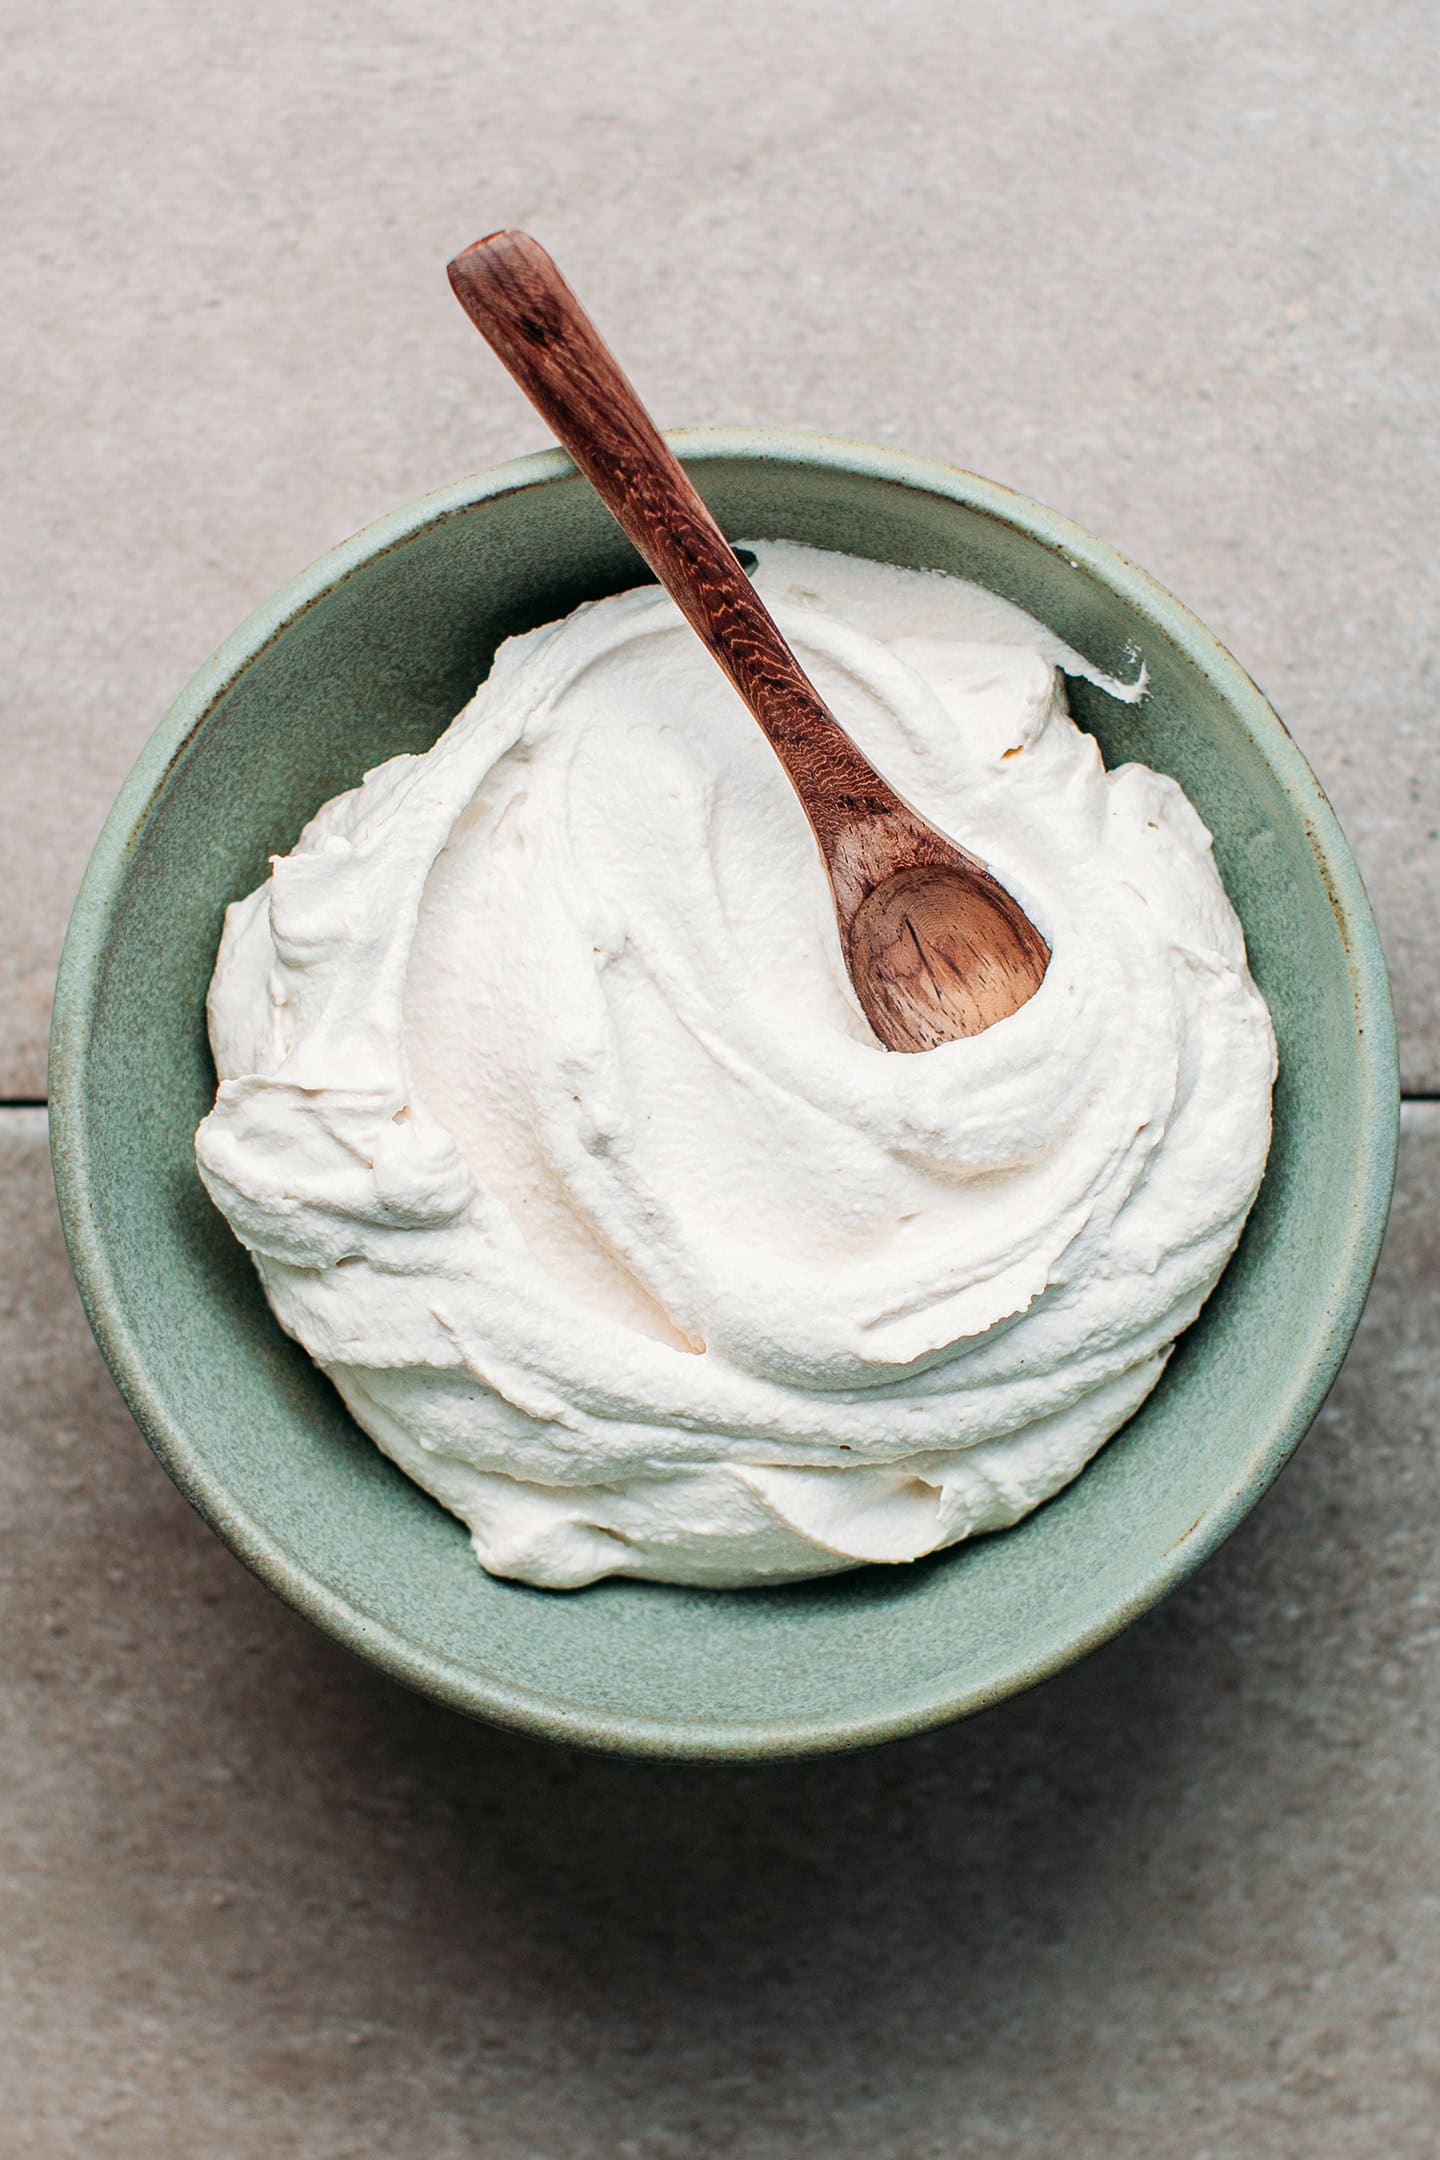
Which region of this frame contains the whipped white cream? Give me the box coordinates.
[197,542,1275,1589]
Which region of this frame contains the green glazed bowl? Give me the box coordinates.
[49,430,1398,1760]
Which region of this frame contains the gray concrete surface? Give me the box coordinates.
[3,0,1439,1095]
[4,3,1439,2154]
[3,1107,1437,2158]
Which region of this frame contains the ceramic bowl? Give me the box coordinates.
[49,430,1398,1760]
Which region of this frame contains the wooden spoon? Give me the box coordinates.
[447,230,1049,1051]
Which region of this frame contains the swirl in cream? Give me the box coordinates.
[196,542,1276,1588]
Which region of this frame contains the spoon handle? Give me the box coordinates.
[447,231,906,851]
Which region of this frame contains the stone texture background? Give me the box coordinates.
[2,2,1436,2154]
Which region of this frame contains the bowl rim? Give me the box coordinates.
[48,426,1401,1761]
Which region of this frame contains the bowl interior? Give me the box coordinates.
[52,436,1397,1758]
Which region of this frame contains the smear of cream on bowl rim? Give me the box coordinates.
[196,541,1275,1589]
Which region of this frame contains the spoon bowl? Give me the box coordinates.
[850,862,1050,1051]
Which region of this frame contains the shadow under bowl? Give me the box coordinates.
[49,430,1398,1760]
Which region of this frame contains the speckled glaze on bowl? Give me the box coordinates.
[49,430,1398,1761]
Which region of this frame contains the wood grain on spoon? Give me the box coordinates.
[446,229,1049,1051]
